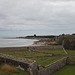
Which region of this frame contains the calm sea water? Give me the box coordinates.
[0,37,37,47]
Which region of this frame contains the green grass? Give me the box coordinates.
[6,51,50,57]
[0,50,51,57]
[35,48,65,54]
[0,48,65,66]
[0,48,65,57]
[29,56,64,66]
[51,65,75,75]
[66,50,75,55]
[0,64,30,75]
[48,44,61,45]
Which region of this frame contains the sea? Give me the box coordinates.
[0,37,37,47]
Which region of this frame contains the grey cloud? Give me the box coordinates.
[0,0,75,34]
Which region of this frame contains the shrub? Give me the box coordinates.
[1,64,18,72]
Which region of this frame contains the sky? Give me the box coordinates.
[0,0,75,37]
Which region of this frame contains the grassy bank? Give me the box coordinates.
[0,64,30,75]
[51,65,75,75]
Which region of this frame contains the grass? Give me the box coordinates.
[0,50,50,57]
[48,44,61,45]
[0,48,65,57]
[29,56,64,66]
[51,65,75,75]
[67,57,75,61]
[35,48,65,54]
[0,48,65,66]
[66,50,75,55]
[0,64,30,75]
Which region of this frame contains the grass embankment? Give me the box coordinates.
[0,48,65,66]
[66,50,75,55]
[0,64,30,75]
[51,65,75,75]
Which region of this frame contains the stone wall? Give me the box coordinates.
[0,54,67,75]
[57,36,75,50]
[0,54,38,75]
[38,57,67,75]
[29,45,62,50]
[0,45,62,51]
[67,60,75,65]
[67,57,75,65]
[0,53,74,75]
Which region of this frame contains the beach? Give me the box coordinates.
[0,37,38,47]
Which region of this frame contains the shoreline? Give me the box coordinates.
[0,37,57,48]
[0,37,39,48]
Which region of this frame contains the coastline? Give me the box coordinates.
[0,37,57,48]
[0,37,39,48]
[31,38,57,46]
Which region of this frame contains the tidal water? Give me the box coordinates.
[0,37,37,47]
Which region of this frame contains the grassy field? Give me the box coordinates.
[0,64,30,75]
[29,56,64,66]
[0,48,65,66]
[51,65,75,75]
[0,49,51,58]
[35,48,65,54]
[0,48,65,57]
[66,50,75,55]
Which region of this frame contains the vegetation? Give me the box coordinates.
[29,56,64,66]
[0,64,30,75]
[51,65,75,75]
[35,48,65,54]
[48,44,61,45]
[59,33,75,37]
[0,48,65,57]
[0,49,51,58]
[0,48,65,66]
[67,57,75,61]
[26,35,57,38]
[66,50,75,55]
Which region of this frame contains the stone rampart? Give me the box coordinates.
[38,57,67,75]
[0,53,74,75]
[67,60,75,64]
[0,54,38,75]
[67,57,75,65]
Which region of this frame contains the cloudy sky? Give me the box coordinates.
[0,0,75,37]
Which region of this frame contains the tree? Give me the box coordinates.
[34,34,36,37]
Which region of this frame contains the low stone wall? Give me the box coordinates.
[38,57,67,75]
[30,45,62,50]
[25,55,52,58]
[67,60,75,65]
[0,54,38,75]
[0,53,74,75]
[0,45,62,51]
[0,47,27,51]
[0,54,67,75]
